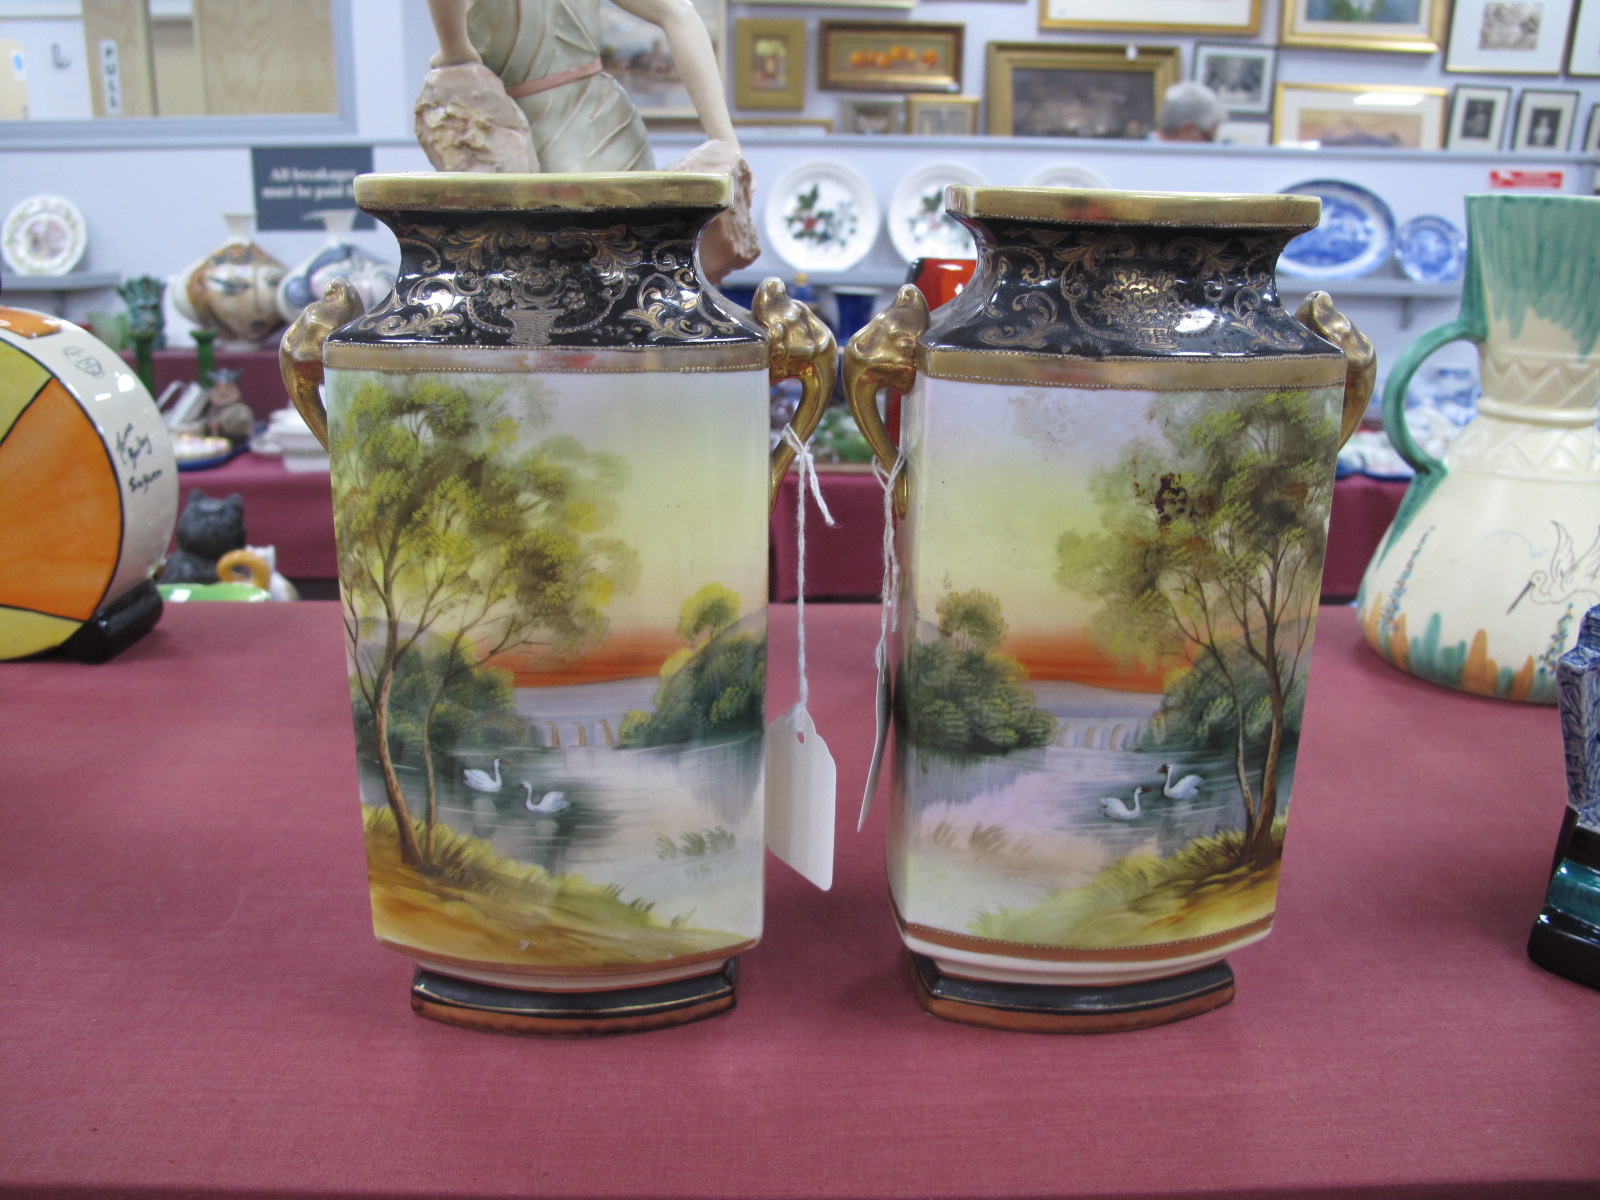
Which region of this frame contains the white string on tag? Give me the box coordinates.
[872,455,904,666]
[765,425,839,891]
[780,425,836,713]
[858,453,904,831]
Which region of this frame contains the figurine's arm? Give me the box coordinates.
[427,0,482,67]
[608,0,739,148]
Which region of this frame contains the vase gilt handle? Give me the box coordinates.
[278,278,365,451]
[754,279,837,512]
[1295,291,1377,451]
[842,284,931,518]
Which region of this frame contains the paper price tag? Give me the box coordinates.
[764,704,836,891]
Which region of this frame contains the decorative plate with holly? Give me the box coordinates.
[763,161,880,273]
[888,162,986,264]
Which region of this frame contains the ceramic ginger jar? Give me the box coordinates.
[176,214,288,350]
[845,187,1374,1032]
[281,171,833,1036]
[0,307,176,660]
[1358,193,1600,704]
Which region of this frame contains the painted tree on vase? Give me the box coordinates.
[1056,387,1338,864]
[329,374,637,869]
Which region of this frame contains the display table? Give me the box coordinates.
[3,604,1594,1199]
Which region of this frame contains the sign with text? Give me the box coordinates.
[1488,169,1565,190]
[251,146,375,232]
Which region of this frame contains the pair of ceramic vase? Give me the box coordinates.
[277,172,1579,1037]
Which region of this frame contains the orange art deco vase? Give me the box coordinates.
[0,307,176,662]
[281,172,832,1036]
[845,187,1374,1031]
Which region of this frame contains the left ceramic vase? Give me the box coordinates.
[281,172,834,1036]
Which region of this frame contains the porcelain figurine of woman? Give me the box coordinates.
[418,0,757,282]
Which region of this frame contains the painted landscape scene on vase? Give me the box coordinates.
[324,366,769,972]
[892,377,1343,952]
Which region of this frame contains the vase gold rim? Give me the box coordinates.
[944,187,1320,229]
[352,171,733,212]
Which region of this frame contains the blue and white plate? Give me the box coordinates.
[1277,180,1395,279]
[1393,215,1467,284]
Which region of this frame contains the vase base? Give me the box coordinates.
[1528,911,1600,991]
[410,958,738,1037]
[909,952,1234,1033]
[58,580,163,663]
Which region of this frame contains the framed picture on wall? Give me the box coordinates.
[1273,82,1447,148]
[1568,0,1600,74]
[1279,0,1449,52]
[817,21,963,92]
[1445,0,1576,74]
[599,0,725,120]
[734,117,835,134]
[1445,84,1512,149]
[1192,43,1276,114]
[1510,88,1579,150]
[733,18,807,110]
[839,95,908,133]
[907,94,982,135]
[1039,0,1259,35]
[1584,103,1600,151]
[985,43,1181,138]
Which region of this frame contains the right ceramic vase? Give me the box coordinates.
[1358,193,1600,705]
[844,187,1373,1031]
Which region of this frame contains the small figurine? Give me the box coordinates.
[158,491,247,585]
[117,275,167,350]
[176,368,254,445]
[1528,605,1600,990]
[414,0,758,283]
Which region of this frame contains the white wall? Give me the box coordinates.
[1,0,1595,373]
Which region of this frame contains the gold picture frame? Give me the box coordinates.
[985,43,1180,138]
[1040,0,1259,35]
[1280,0,1450,53]
[907,94,982,135]
[733,18,807,110]
[817,21,964,93]
[1273,82,1448,149]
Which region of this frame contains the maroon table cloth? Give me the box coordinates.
[2,604,1595,1199]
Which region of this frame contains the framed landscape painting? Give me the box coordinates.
[600,0,725,120]
[1274,82,1446,148]
[1445,0,1576,73]
[986,43,1181,138]
[1039,0,1259,34]
[839,95,908,133]
[1280,0,1449,52]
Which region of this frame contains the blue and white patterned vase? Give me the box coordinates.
[275,209,396,323]
[1528,605,1600,989]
